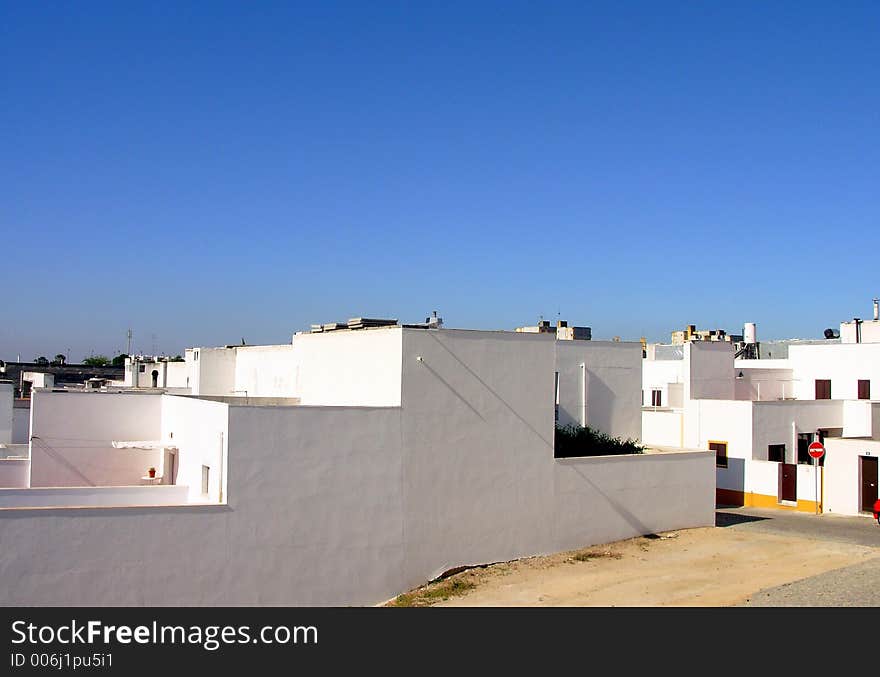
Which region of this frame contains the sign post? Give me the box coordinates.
[808,441,826,515]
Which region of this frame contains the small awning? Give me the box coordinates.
[111,440,178,450]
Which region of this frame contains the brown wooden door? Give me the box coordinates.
[779,463,797,502]
[860,457,878,512]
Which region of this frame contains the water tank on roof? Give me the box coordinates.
[744,322,757,344]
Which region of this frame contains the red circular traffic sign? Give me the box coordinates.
[808,441,825,459]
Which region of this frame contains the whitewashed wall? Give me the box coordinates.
[751,400,843,463]
[0,382,12,444]
[397,329,711,586]
[641,409,683,447]
[796,463,822,505]
[0,459,29,488]
[551,452,715,552]
[233,345,298,398]
[682,399,753,456]
[12,401,30,444]
[161,395,229,503]
[29,391,163,487]
[789,343,880,400]
[641,359,684,408]
[685,342,735,400]
[192,348,237,396]
[293,328,402,406]
[742,459,779,498]
[0,484,189,509]
[843,400,874,438]
[0,329,714,606]
[824,437,880,516]
[734,367,795,401]
[556,340,642,440]
[165,361,188,388]
[400,329,556,582]
[840,319,880,344]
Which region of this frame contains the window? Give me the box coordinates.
[709,441,728,468]
[815,379,831,400]
[858,380,871,400]
[798,433,825,466]
[651,389,662,407]
[768,444,785,463]
[201,465,210,495]
[194,351,199,361]
[138,364,146,373]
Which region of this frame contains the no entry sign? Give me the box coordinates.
[808,441,825,459]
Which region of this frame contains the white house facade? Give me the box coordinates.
[642,307,880,517]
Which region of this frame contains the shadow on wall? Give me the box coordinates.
[417,360,486,422]
[585,372,615,435]
[424,332,554,451]
[716,457,746,506]
[564,463,652,536]
[30,437,96,486]
[556,372,629,442]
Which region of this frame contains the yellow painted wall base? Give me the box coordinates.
[716,488,820,514]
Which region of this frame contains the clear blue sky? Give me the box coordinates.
[2,1,878,360]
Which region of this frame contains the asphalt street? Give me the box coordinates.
[717,507,880,606]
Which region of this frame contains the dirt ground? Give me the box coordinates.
[385,525,880,607]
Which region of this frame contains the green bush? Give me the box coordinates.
[554,424,645,458]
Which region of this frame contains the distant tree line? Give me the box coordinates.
[30,352,182,367]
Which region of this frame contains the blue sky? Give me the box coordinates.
[2,1,878,360]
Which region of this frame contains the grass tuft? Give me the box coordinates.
[388,577,476,607]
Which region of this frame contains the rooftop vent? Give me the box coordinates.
[347,318,398,330]
[403,311,443,330]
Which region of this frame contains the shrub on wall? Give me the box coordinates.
[554,424,645,458]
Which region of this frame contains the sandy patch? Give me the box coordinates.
[388,527,880,607]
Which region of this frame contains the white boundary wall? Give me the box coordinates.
[0,330,714,605]
[556,340,642,440]
[642,410,683,447]
[292,328,402,406]
[29,391,163,488]
[0,459,29,488]
[0,485,189,509]
[233,345,298,398]
[824,438,880,516]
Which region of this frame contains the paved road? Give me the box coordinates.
[716,507,880,606]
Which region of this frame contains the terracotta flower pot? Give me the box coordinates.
[148,468,156,478]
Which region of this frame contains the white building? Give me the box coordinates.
[0,324,714,606]
[643,303,880,517]
[124,355,189,390]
